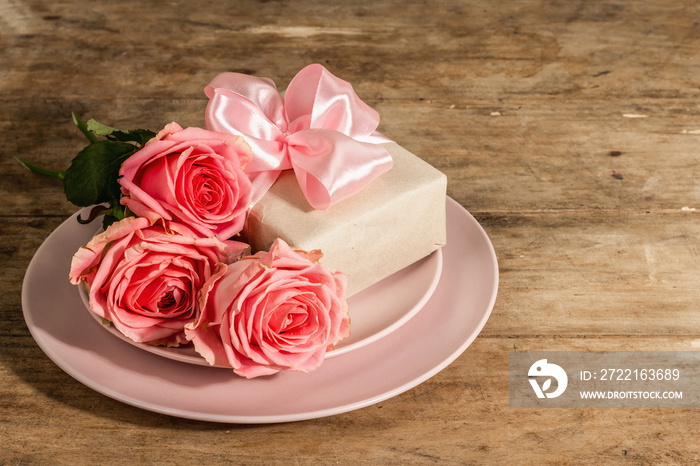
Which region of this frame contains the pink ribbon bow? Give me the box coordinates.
[204,64,393,210]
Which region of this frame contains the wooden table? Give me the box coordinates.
[2,0,699,463]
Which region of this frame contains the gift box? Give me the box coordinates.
[247,142,447,296]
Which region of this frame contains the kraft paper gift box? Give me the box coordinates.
[247,142,447,297]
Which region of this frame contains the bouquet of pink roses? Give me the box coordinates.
[18,65,392,378]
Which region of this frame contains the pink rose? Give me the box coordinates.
[118,122,253,240]
[185,238,350,378]
[69,216,249,346]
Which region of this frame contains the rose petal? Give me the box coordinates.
[189,237,349,377]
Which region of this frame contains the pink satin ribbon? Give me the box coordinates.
[204,64,393,210]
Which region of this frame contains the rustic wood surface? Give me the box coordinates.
[2,0,699,463]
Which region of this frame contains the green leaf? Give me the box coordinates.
[63,141,135,207]
[102,214,120,230]
[87,118,156,146]
[110,128,157,146]
[111,203,126,221]
[72,113,99,144]
[101,203,127,229]
[15,156,66,181]
[86,118,116,137]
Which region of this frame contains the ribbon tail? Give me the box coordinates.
[286,129,393,210]
[247,170,282,207]
[239,168,281,244]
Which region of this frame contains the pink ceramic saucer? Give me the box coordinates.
[78,247,443,366]
[22,197,498,423]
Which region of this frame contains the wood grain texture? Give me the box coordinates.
[2,0,699,463]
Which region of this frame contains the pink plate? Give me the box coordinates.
[22,198,497,423]
[78,247,443,366]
